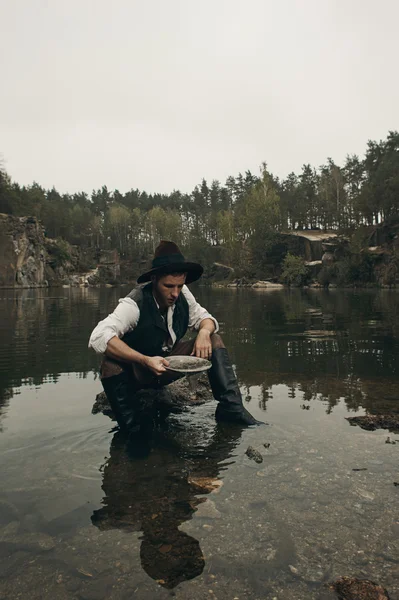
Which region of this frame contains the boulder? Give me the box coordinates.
[309,282,322,288]
[252,281,284,289]
[321,252,335,266]
[86,268,100,286]
[92,373,214,420]
[305,260,322,279]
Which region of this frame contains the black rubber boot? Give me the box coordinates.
[101,372,154,457]
[207,348,263,426]
[101,371,141,432]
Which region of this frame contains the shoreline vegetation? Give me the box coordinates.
[0,131,398,289]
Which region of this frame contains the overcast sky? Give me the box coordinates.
[1,0,398,195]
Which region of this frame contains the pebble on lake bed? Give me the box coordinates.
[245,446,263,463]
[329,576,391,599]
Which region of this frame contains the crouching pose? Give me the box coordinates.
[89,241,261,433]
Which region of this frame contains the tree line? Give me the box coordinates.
[0,130,398,269]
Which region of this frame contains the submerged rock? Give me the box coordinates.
[245,445,263,463]
[329,576,390,599]
[0,522,56,552]
[346,415,399,433]
[92,392,115,419]
[0,499,19,526]
[188,476,223,495]
[194,499,221,519]
[92,373,213,420]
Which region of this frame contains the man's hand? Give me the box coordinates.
[191,330,212,359]
[143,356,170,376]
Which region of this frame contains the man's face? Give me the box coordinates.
[153,273,187,309]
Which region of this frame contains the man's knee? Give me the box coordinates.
[211,333,225,350]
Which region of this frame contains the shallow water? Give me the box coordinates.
[0,286,398,600]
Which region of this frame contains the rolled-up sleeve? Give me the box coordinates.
[88,298,140,355]
[182,285,219,332]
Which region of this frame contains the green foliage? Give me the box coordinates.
[183,232,216,272]
[378,254,398,286]
[349,226,370,254]
[346,253,375,285]
[329,227,377,286]
[0,162,12,213]
[47,239,72,268]
[249,229,280,279]
[242,166,280,234]
[280,254,309,286]
[318,253,376,287]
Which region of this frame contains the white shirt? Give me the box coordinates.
[88,285,219,355]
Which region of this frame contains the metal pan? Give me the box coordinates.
[165,355,212,374]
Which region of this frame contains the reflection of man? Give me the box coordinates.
[91,424,242,588]
[89,241,260,433]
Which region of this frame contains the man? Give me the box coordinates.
[89,240,260,432]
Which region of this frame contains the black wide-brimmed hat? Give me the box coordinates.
[137,241,203,284]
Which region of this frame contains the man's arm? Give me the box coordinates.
[88,297,169,376]
[88,297,140,354]
[105,336,147,364]
[198,318,216,336]
[191,318,216,359]
[181,286,218,360]
[105,336,169,376]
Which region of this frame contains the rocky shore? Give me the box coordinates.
[1,213,397,289]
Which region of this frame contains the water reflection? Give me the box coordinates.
[0,287,123,427]
[244,375,399,416]
[205,288,399,416]
[91,422,242,588]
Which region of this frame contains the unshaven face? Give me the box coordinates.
[152,273,187,309]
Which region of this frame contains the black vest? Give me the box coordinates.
[122,283,189,356]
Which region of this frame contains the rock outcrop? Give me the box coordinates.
[0,213,124,288]
[0,213,47,287]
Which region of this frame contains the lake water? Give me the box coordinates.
[0,286,398,600]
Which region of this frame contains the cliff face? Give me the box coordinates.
[0,213,124,288]
[0,214,47,287]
